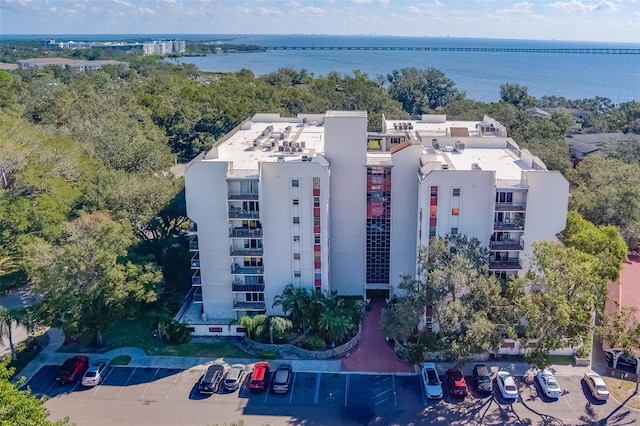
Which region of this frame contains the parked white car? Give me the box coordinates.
[583,373,610,401]
[536,369,562,399]
[421,363,443,399]
[496,371,518,400]
[81,359,110,387]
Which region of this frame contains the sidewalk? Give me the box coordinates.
[16,328,600,386]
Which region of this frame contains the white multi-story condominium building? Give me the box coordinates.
[182,111,569,336]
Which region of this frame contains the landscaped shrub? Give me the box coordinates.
[163,321,191,344]
[298,335,327,351]
[261,350,277,359]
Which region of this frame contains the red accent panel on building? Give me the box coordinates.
[314,245,321,252]
[429,218,437,227]
[314,261,321,268]
[314,226,321,233]
[313,189,320,196]
[313,208,320,217]
[314,279,321,287]
[430,196,438,206]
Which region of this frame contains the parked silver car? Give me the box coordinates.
[223,363,246,391]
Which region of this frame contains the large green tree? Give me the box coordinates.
[562,210,628,281]
[0,360,71,425]
[26,213,163,345]
[512,241,607,368]
[500,83,536,109]
[386,67,463,114]
[569,155,640,249]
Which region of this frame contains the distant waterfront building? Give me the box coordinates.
[43,39,186,56]
[567,132,640,166]
[180,112,569,336]
[17,58,128,71]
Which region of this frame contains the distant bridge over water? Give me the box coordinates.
[266,46,640,54]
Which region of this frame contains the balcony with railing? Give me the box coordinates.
[229,227,263,238]
[192,271,201,286]
[489,259,522,270]
[231,264,264,275]
[495,202,526,212]
[190,253,200,269]
[232,281,265,292]
[489,239,524,251]
[494,220,525,231]
[189,236,199,251]
[230,246,263,256]
[232,301,266,311]
[227,191,259,201]
[228,208,260,219]
[193,287,203,303]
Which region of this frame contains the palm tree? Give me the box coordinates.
[319,311,352,345]
[273,284,311,331]
[238,315,268,341]
[268,316,292,344]
[0,306,26,361]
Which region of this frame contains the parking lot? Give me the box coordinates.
[28,364,639,426]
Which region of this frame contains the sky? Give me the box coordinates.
[0,0,639,43]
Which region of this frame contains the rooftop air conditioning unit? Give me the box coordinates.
[302,155,308,161]
[300,141,306,148]
[277,155,285,161]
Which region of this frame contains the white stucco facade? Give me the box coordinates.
[181,111,569,335]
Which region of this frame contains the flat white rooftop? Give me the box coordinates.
[443,148,533,180]
[205,119,326,170]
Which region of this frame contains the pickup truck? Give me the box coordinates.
[56,356,89,384]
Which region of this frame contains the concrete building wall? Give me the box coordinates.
[260,160,330,314]
[389,144,422,291]
[184,160,235,320]
[418,170,495,247]
[323,111,368,295]
[521,171,570,269]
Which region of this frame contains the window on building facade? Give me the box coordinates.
[450,227,458,235]
[452,188,460,196]
[292,179,299,187]
[293,253,301,260]
[496,191,513,203]
[246,293,264,302]
[314,197,320,208]
[314,234,321,244]
[293,217,300,224]
[293,199,299,205]
[209,327,223,333]
[294,271,301,278]
[430,186,438,196]
[293,235,300,242]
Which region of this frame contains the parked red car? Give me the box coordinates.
[56,356,89,384]
[248,362,270,392]
[446,368,469,398]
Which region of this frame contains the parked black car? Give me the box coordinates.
[198,364,225,394]
[472,364,492,395]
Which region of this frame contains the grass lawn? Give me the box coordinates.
[57,318,252,359]
[603,376,640,409]
[547,355,573,366]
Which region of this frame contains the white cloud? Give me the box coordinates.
[301,6,328,15]
[548,0,619,13]
[496,2,533,14]
[258,6,282,15]
[352,0,372,4]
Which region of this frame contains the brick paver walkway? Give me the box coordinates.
[341,300,415,373]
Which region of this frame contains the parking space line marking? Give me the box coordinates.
[313,373,321,404]
[165,369,183,399]
[139,368,159,400]
[289,373,296,403]
[117,368,137,398]
[345,374,349,407]
[392,374,397,406]
[91,366,116,396]
[264,372,273,403]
